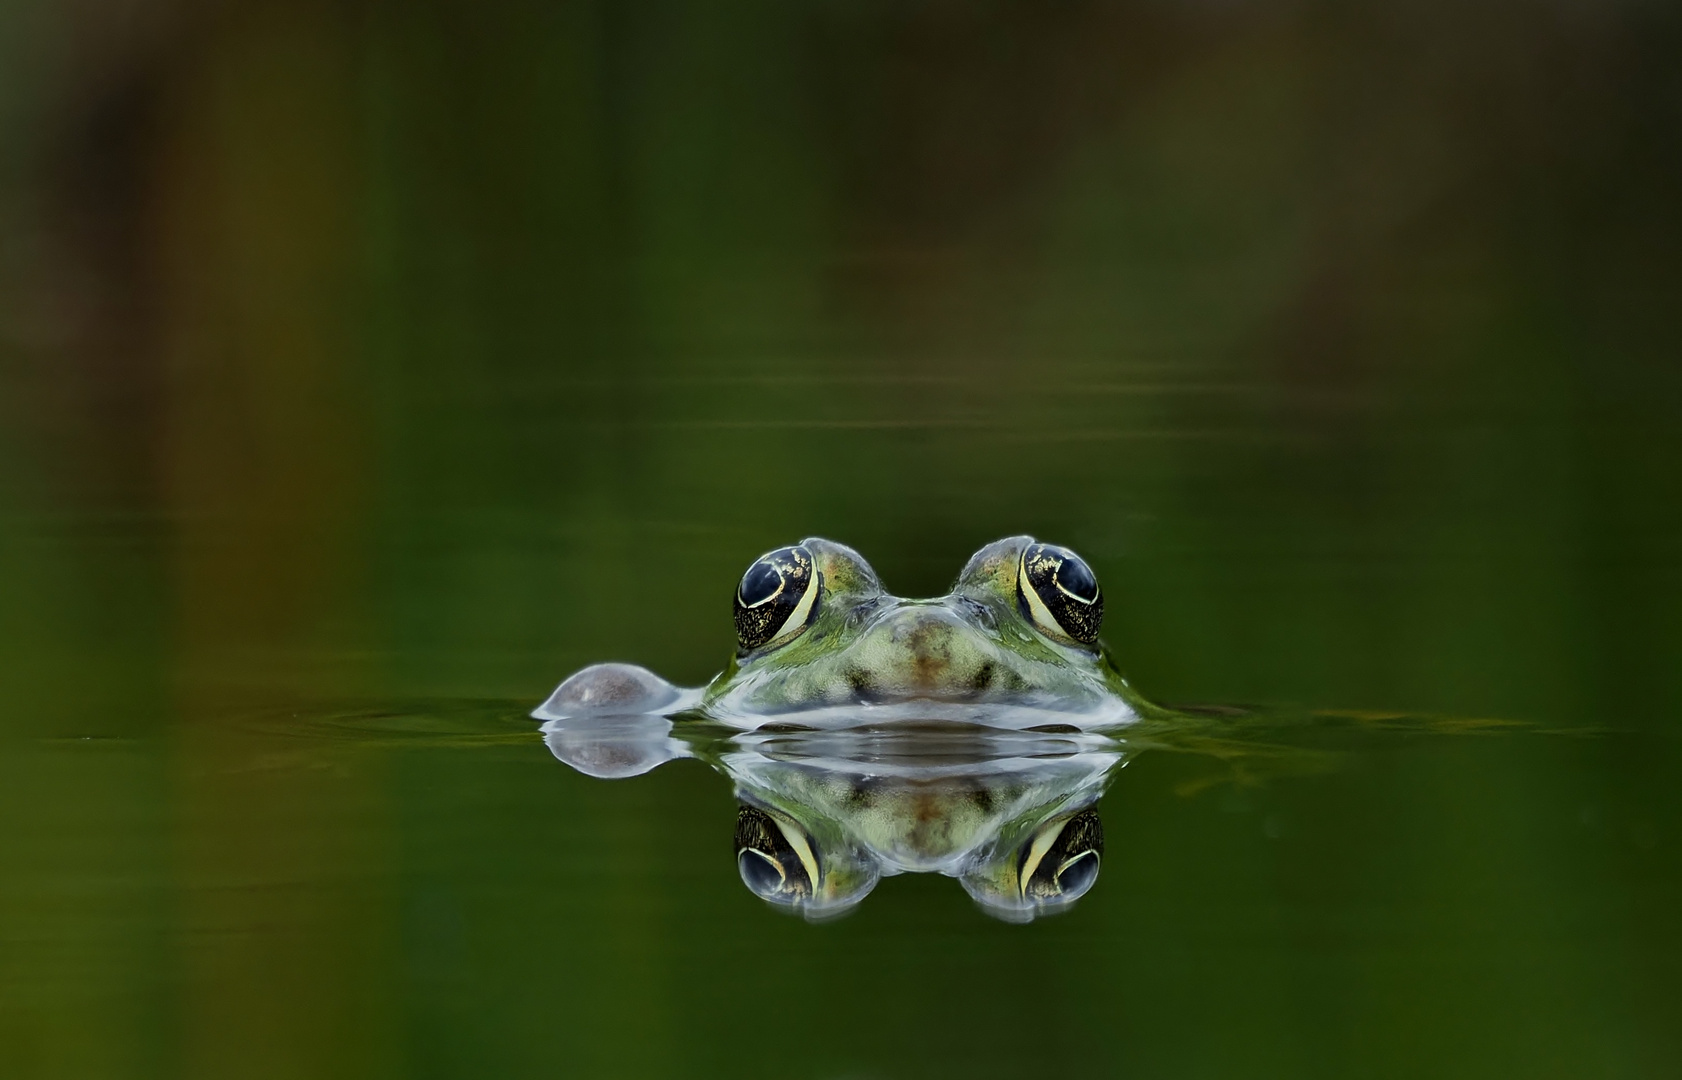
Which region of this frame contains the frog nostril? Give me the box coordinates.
[955,597,997,631]
[844,600,880,631]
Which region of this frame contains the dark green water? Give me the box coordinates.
[3,2,1681,1076]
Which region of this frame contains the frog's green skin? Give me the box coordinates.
[535,535,1159,728]
[542,715,1125,921]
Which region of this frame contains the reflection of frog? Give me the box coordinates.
[543,717,1123,922]
[535,536,1159,728]
[721,727,1118,921]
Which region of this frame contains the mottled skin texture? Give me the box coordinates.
[701,535,1148,720]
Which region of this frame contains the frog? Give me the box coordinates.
[533,534,1159,730]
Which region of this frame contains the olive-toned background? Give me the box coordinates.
[1,2,1678,1077]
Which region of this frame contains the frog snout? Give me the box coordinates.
[880,604,956,642]
[866,606,996,693]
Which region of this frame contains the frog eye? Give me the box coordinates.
[734,544,822,652]
[734,805,819,905]
[1020,806,1104,903]
[1017,542,1104,646]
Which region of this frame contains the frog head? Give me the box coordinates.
[704,536,1138,722]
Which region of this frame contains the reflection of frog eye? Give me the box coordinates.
[734,805,819,904]
[1020,806,1104,902]
[734,545,822,652]
[1017,542,1104,646]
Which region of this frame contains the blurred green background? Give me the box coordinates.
[1,1,1679,1077]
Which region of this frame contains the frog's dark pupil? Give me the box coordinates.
[1056,851,1101,896]
[1056,556,1098,603]
[738,850,786,896]
[739,559,784,606]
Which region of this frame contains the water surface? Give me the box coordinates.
[3,1,1681,1076]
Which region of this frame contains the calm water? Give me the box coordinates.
[3,2,1681,1077]
[6,692,1678,1077]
